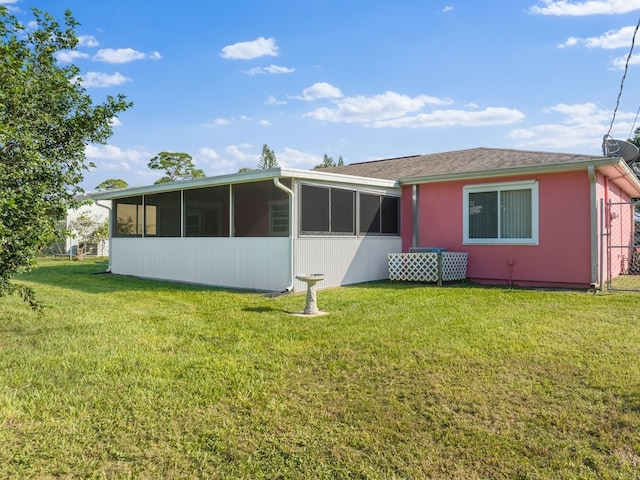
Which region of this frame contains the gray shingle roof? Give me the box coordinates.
[322,147,604,181]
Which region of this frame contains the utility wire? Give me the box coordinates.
[606,16,640,138]
[629,104,640,139]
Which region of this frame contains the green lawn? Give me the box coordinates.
[1,259,639,479]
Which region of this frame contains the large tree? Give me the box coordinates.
[148,151,206,184]
[0,7,131,307]
[95,178,128,191]
[257,144,278,169]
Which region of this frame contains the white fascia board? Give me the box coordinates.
[88,167,398,200]
[88,168,284,200]
[281,168,398,189]
[596,159,640,197]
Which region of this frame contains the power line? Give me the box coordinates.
[606,16,640,138]
[629,104,640,139]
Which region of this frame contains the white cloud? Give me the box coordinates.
[442,6,454,12]
[220,37,278,60]
[109,117,122,127]
[0,0,19,11]
[203,116,255,127]
[197,147,219,160]
[85,144,152,178]
[304,90,453,124]
[244,64,295,75]
[78,35,99,47]
[529,0,640,16]
[298,82,343,100]
[508,102,637,151]
[192,144,321,175]
[559,37,580,47]
[374,107,525,128]
[56,50,89,63]
[276,147,321,169]
[85,144,150,162]
[266,95,287,105]
[543,102,611,123]
[204,118,231,127]
[259,120,272,126]
[94,48,161,64]
[224,145,247,160]
[612,52,640,69]
[559,25,637,48]
[80,72,132,88]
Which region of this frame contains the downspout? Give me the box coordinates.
[273,178,294,292]
[412,184,419,248]
[588,166,598,288]
[95,200,112,272]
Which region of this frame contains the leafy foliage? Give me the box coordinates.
[68,211,108,258]
[148,151,206,184]
[314,153,344,169]
[257,143,278,169]
[95,178,128,191]
[0,6,131,307]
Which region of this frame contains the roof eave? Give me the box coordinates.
[397,156,634,186]
[88,167,398,200]
[597,159,640,197]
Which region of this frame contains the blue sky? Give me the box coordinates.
[4,0,640,190]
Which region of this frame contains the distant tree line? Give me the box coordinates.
[96,145,347,191]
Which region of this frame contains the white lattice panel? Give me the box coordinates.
[441,252,468,281]
[388,253,438,281]
[388,252,467,283]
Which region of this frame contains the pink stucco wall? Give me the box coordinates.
[601,174,636,278]
[408,171,596,288]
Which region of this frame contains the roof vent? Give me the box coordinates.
[602,135,640,163]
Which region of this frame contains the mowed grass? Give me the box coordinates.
[1,259,639,479]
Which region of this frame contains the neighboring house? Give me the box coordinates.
[64,202,111,257]
[326,147,640,289]
[89,169,402,292]
[90,147,640,291]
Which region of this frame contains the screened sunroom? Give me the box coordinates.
[91,168,401,292]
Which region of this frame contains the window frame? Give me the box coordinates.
[113,196,144,237]
[358,191,401,236]
[183,185,229,237]
[299,183,356,236]
[463,180,539,245]
[143,190,182,238]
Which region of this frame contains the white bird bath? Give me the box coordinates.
[295,274,325,315]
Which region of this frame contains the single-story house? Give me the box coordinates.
[326,147,640,289]
[90,147,640,291]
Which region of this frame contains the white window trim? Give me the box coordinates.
[463,180,539,245]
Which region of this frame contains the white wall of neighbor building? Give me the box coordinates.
[110,237,291,291]
[65,202,110,256]
[294,236,401,291]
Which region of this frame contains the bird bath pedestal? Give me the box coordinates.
[295,274,325,315]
